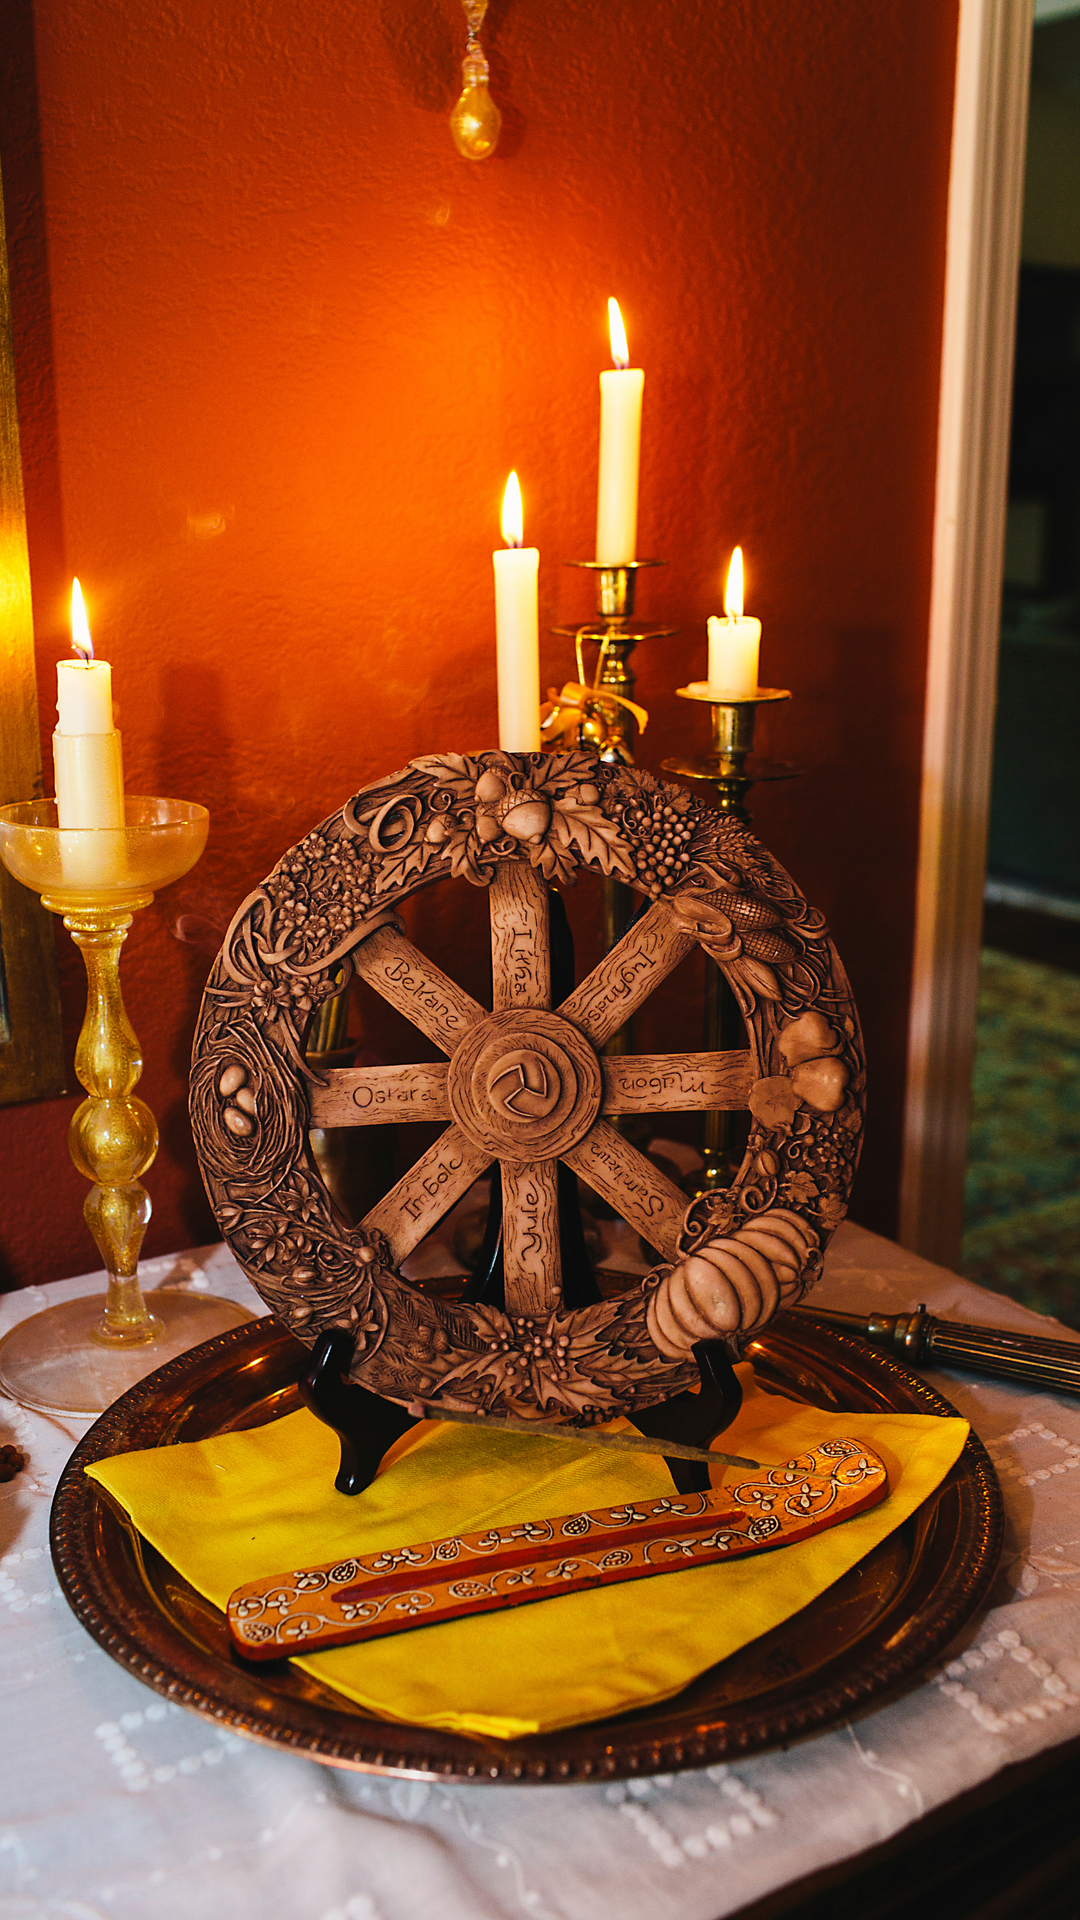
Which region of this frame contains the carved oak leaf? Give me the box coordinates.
[410,753,475,780]
[376,839,437,894]
[446,832,495,887]
[547,802,636,881]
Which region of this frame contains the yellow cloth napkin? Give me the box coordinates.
[86,1367,968,1739]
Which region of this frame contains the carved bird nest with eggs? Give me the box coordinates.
[190,751,865,1422]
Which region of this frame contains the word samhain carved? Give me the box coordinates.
[190,752,865,1422]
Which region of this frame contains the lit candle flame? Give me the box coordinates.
[501,471,524,548]
[71,578,94,663]
[724,547,744,620]
[607,297,629,371]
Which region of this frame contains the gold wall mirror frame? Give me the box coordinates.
[0,160,65,1106]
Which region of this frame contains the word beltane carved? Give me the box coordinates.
[190,753,865,1422]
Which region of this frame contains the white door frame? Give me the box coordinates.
[899,0,1034,1269]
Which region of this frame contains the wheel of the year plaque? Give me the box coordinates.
[190,751,866,1423]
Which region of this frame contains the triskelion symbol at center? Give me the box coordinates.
[487,1051,561,1120]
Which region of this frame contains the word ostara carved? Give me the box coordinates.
[190,752,865,1422]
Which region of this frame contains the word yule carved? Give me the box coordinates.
[190,752,865,1422]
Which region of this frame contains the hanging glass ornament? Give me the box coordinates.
[450,0,502,160]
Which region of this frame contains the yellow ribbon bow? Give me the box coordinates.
[540,681,649,749]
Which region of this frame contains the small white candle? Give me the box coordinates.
[493,472,541,752]
[707,547,761,694]
[595,298,644,567]
[53,579,126,831]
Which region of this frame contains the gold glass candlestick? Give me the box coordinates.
[664,686,799,1196]
[0,797,251,1416]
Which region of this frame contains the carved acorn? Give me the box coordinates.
[500,798,551,840]
[474,764,553,844]
[474,770,507,805]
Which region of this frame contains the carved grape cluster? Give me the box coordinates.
[607,774,698,897]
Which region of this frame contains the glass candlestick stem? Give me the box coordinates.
[0,798,251,1415]
[65,902,163,1344]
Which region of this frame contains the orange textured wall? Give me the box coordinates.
[0,0,959,1288]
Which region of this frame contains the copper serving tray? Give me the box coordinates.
[50,1312,1003,1785]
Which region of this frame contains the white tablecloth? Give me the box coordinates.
[3,1225,1080,1920]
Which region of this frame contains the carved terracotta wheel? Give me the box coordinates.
[190,752,865,1423]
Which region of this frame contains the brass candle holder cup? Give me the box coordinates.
[0,797,251,1416]
[664,686,800,1199]
[664,682,795,819]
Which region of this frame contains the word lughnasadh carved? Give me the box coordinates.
[190,752,865,1421]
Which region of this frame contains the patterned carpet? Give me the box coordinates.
[962,948,1080,1329]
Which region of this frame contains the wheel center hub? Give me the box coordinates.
[446,1010,603,1162]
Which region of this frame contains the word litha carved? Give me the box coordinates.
[190,752,865,1422]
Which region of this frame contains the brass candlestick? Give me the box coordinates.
[664,682,794,818]
[554,558,677,954]
[552,560,679,1048]
[552,560,676,767]
[664,685,799,1197]
[0,797,251,1415]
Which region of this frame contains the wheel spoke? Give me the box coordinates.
[352,925,486,1056]
[499,1159,562,1318]
[361,1124,492,1265]
[558,903,696,1049]
[601,1050,752,1116]
[489,863,551,1012]
[562,1120,685,1262]
[309,1061,449,1128]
